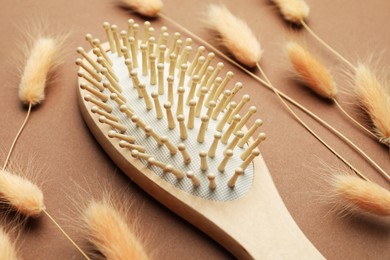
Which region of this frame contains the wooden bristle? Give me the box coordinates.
[81,21,267,194]
[119,140,146,153]
[238,119,263,148]
[84,94,112,113]
[228,94,250,123]
[178,143,191,164]
[228,167,244,188]
[99,116,127,133]
[199,151,208,171]
[241,149,260,170]
[221,114,241,144]
[217,102,237,132]
[234,106,257,134]
[92,106,119,122]
[78,71,104,91]
[76,58,102,82]
[160,136,177,155]
[207,172,216,190]
[208,132,222,158]
[108,130,135,143]
[187,171,200,187]
[111,25,123,57]
[218,149,233,172]
[241,133,266,160]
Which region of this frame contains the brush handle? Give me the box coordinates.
[78,91,324,259]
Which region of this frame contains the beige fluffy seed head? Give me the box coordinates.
[83,200,149,260]
[332,175,390,216]
[272,0,310,24]
[354,64,390,145]
[0,169,45,218]
[0,228,19,260]
[205,4,263,68]
[119,0,163,17]
[286,41,337,99]
[19,37,62,106]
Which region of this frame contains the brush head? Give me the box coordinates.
[332,175,390,216]
[75,20,328,260]
[77,21,265,202]
[0,170,44,218]
[204,4,263,68]
[286,41,337,99]
[354,64,390,145]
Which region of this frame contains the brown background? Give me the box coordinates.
[0,0,389,259]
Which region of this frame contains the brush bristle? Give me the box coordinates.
[78,21,263,200]
[286,41,337,99]
[18,37,62,106]
[0,170,45,218]
[354,64,390,145]
[205,4,262,67]
[83,200,149,260]
[119,0,163,17]
[0,228,19,260]
[332,175,390,216]
[272,0,310,24]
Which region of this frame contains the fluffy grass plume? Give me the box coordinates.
[354,64,390,145]
[83,199,149,260]
[0,228,19,260]
[272,0,310,24]
[205,4,262,67]
[119,0,163,17]
[18,35,64,106]
[332,175,390,216]
[286,41,337,99]
[0,169,44,218]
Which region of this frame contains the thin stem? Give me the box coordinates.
[43,209,91,260]
[300,20,355,71]
[159,13,390,182]
[333,99,377,139]
[257,63,369,181]
[2,103,32,170]
[1,104,90,259]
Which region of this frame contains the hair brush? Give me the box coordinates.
[76,20,324,259]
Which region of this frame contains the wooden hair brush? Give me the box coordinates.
[76,20,324,259]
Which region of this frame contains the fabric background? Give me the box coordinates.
[0,0,389,259]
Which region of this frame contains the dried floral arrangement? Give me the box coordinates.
[0,0,389,259]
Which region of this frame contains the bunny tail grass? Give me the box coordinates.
[332,175,390,216]
[205,4,263,68]
[354,64,390,145]
[119,0,162,17]
[83,200,149,260]
[18,36,63,106]
[272,0,309,24]
[0,228,19,260]
[0,169,44,218]
[285,42,376,140]
[286,41,337,99]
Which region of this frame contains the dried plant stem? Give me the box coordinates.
[1,107,90,258]
[333,99,377,139]
[256,63,369,181]
[44,209,91,260]
[159,13,390,182]
[300,20,355,70]
[2,104,32,171]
